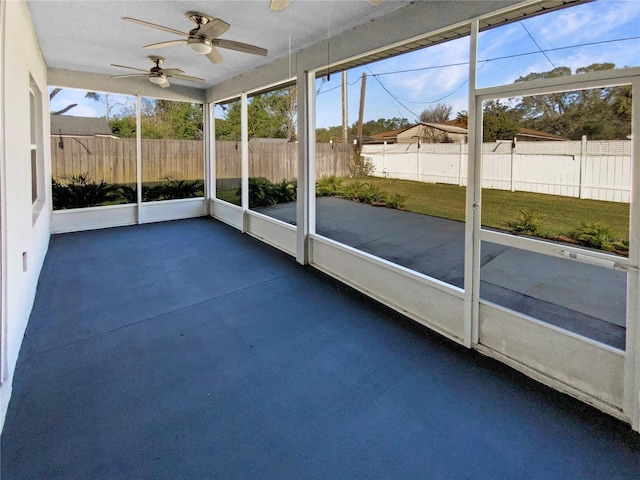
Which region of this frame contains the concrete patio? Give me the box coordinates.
[2,217,638,479]
[259,197,627,349]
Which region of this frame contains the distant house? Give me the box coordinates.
[442,118,568,142]
[50,115,116,138]
[368,122,467,144]
[368,128,407,144]
[513,127,568,141]
[369,120,568,145]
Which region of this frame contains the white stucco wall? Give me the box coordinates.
[0,0,51,432]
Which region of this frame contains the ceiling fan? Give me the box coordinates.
[270,0,383,11]
[123,12,268,64]
[111,56,205,88]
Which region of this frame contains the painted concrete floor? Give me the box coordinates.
[258,197,626,349]
[2,217,639,479]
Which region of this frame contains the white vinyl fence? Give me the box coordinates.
[363,138,632,203]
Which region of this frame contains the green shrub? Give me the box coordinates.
[508,209,545,235]
[341,181,366,201]
[349,154,375,177]
[316,176,343,197]
[116,184,137,204]
[571,222,614,250]
[360,183,386,205]
[243,177,277,208]
[143,174,204,201]
[386,192,408,209]
[273,179,297,204]
[610,238,629,254]
[237,177,297,208]
[52,173,121,210]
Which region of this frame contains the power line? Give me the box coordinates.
[371,36,639,77]
[366,66,421,120]
[373,61,489,106]
[316,75,362,96]
[521,23,557,69]
[316,34,638,120]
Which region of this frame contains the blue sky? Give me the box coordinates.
[315,0,640,127]
[51,0,640,127]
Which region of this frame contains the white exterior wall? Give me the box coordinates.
[0,0,51,431]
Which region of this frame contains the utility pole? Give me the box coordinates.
[357,72,366,154]
[342,71,348,145]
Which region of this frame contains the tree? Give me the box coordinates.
[248,87,297,140]
[453,104,520,142]
[84,92,133,122]
[419,103,452,124]
[482,100,520,142]
[50,88,78,115]
[109,98,203,140]
[316,125,346,143]
[108,116,136,138]
[351,117,411,137]
[215,87,297,141]
[512,63,630,140]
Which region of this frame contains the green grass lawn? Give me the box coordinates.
[215,188,241,206]
[215,175,629,242]
[339,177,629,240]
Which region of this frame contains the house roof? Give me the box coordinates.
[368,122,468,143]
[50,115,112,137]
[369,127,408,142]
[418,123,468,135]
[442,118,568,141]
[516,127,568,141]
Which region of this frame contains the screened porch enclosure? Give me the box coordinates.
[2,4,640,477]
[2,218,638,479]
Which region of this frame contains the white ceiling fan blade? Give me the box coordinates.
[212,39,267,56]
[110,64,149,73]
[122,17,188,37]
[206,47,224,64]
[270,0,290,11]
[172,73,205,83]
[199,18,230,39]
[112,73,149,79]
[161,68,186,75]
[144,39,187,50]
[368,0,384,5]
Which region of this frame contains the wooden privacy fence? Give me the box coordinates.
[214,141,353,189]
[51,136,631,202]
[51,137,204,184]
[52,137,353,188]
[364,139,632,203]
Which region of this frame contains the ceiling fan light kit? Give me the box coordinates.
[122,11,267,64]
[111,55,204,89]
[149,75,167,85]
[187,38,213,55]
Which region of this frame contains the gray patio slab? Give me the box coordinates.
[2,217,639,479]
[257,197,626,348]
[481,246,626,327]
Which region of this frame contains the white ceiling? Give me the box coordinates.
[26,0,414,89]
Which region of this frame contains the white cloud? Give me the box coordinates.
[376,37,470,102]
[528,0,640,46]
